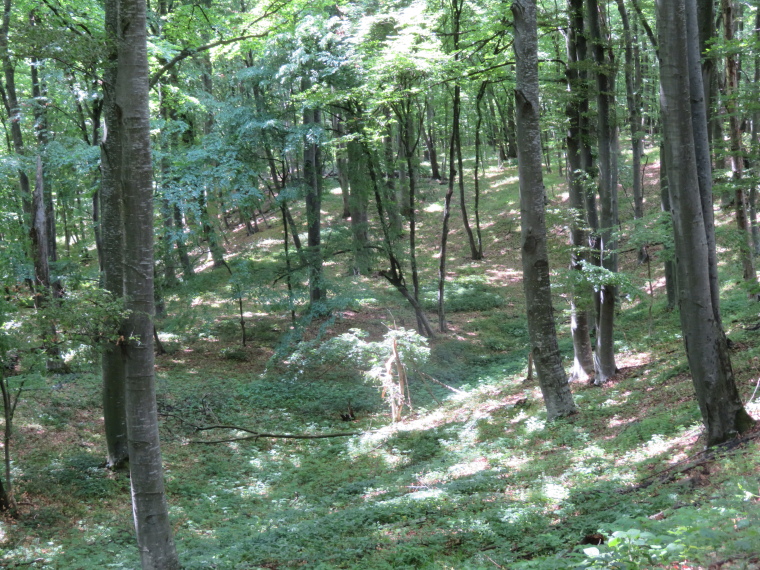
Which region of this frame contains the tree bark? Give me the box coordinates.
[657,0,755,447]
[114,0,179,563]
[722,0,757,290]
[587,0,619,384]
[659,149,678,310]
[424,97,441,180]
[0,0,31,218]
[512,0,576,420]
[565,0,595,382]
[346,136,370,275]
[100,0,129,471]
[303,104,324,304]
[615,0,646,262]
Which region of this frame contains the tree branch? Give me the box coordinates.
[189,428,361,444]
[148,0,293,88]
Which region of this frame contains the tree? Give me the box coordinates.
[100,0,128,471]
[512,0,576,421]
[721,0,757,292]
[657,0,755,447]
[586,0,619,385]
[112,0,179,563]
[565,0,595,382]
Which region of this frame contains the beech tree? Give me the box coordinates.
[110,0,179,564]
[657,0,755,447]
[512,0,576,420]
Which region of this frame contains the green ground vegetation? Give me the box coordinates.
[2,155,760,569]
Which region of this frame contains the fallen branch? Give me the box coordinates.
[418,372,465,394]
[159,414,362,443]
[190,430,361,444]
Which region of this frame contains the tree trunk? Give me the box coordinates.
[616,0,646,262]
[173,205,194,278]
[472,82,485,258]
[438,85,459,333]
[114,0,179,563]
[100,0,129,471]
[0,0,31,218]
[346,137,371,275]
[659,149,678,310]
[657,0,754,447]
[722,0,757,290]
[303,104,324,304]
[587,0,619,384]
[565,0,595,382]
[751,9,760,255]
[512,0,577,420]
[424,97,441,180]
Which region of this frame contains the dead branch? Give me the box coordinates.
[189,430,361,444]
[160,414,361,443]
[418,372,465,394]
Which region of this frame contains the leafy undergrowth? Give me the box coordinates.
[3,159,760,569]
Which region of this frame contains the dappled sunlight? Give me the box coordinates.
[423,203,444,213]
[485,267,522,284]
[447,456,490,479]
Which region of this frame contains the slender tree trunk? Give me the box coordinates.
[504,89,518,159]
[438,85,459,333]
[173,205,194,278]
[0,0,31,218]
[657,0,754,447]
[512,0,576,420]
[566,0,595,382]
[115,0,179,563]
[722,0,757,290]
[303,104,324,304]
[424,97,441,180]
[364,139,434,337]
[346,136,370,275]
[333,112,351,219]
[30,52,61,290]
[616,0,646,262]
[472,82,485,258]
[751,9,760,255]
[587,0,619,384]
[0,371,16,512]
[100,0,129,470]
[659,149,678,309]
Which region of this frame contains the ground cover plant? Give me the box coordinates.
[1,153,760,569]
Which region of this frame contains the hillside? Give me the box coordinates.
[2,157,760,569]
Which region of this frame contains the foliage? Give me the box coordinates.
[422,276,505,313]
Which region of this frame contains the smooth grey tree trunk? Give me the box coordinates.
[659,151,678,310]
[587,0,619,384]
[1,0,31,218]
[751,9,760,255]
[114,0,179,564]
[303,105,324,304]
[565,0,595,382]
[100,0,129,471]
[615,0,645,262]
[689,0,723,319]
[722,0,757,290]
[512,0,577,420]
[424,98,441,181]
[657,0,755,447]
[346,137,370,275]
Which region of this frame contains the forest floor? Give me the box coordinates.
[3,150,760,569]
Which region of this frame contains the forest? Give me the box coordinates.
[1,0,760,567]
